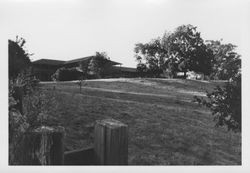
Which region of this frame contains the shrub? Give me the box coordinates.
[9,79,29,164]
[9,36,32,79]
[52,67,83,81]
[8,36,60,164]
[9,83,29,143]
[194,74,241,132]
[9,69,59,164]
[24,91,59,128]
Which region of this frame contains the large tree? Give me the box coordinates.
[162,24,213,78]
[134,25,213,78]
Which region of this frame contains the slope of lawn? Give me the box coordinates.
[39,78,240,165]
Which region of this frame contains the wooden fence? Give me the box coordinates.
[17,119,128,165]
[11,86,128,165]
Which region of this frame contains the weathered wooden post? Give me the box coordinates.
[21,126,65,165]
[94,119,128,165]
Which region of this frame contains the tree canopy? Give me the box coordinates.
[135,24,214,78]
[165,25,213,77]
[135,38,166,77]
[9,36,32,79]
[205,40,241,80]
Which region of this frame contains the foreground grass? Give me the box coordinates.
[40,78,240,165]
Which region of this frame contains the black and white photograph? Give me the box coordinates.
[1,0,250,172]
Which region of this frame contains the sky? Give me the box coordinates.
[1,0,249,68]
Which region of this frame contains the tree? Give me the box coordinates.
[193,41,241,132]
[79,58,91,79]
[134,38,167,77]
[88,52,110,78]
[206,40,241,80]
[134,25,213,78]
[9,36,32,79]
[163,25,213,78]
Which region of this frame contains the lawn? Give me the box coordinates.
[38,78,241,165]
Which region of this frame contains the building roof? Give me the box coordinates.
[104,59,121,66]
[32,59,66,66]
[64,56,95,65]
[65,56,122,66]
[33,56,122,66]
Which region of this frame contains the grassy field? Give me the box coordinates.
[39,78,241,165]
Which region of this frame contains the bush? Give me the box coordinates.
[8,36,60,164]
[9,83,59,164]
[9,94,29,164]
[52,67,83,81]
[194,74,241,132]
[9,69,59,164]
[9,36,32,79]
[9,78,30,164]
[9,83,29,144]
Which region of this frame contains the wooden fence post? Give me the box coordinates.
[94,119,128,165]
[21,126,65,165]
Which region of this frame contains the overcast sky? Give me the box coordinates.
[1,0,249,67]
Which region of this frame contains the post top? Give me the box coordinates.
[33,126,65,133]
[97,119,127,128]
